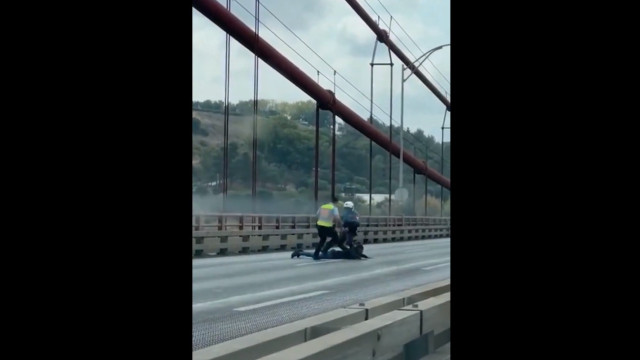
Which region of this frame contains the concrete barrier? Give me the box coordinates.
[398,293,451,359]
[258,293,450,360]
[193,281,450,360]
[257,310,420,360]
[192,308,365,360]
[347,279,450,319]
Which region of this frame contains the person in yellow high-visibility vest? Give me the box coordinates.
[314,196,343,260]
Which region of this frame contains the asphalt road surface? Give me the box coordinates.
[192,238,450,351]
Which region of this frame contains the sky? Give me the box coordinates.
[192,0,450,143]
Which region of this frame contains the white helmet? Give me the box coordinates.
[343,201,354,209]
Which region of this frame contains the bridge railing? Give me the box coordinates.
[193,214,450,256]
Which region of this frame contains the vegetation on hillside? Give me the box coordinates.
[192,99,450,216]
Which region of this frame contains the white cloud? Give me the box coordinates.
[193,0,450,142]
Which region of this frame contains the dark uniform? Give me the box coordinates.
[340,208,360,248]
[292,243,369,260]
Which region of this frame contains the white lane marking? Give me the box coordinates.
[233,291,330,311]
[193,257,450,311]
[422,262,450,271]
[296,260,342,266]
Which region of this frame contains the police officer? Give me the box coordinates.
[314,196,342,260]
[340,201,360,248]
[321,200,360,253]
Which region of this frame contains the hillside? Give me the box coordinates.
[192,109,313,164]
[191,100,450,215]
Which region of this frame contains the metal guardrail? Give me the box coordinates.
[193,214,450,256]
